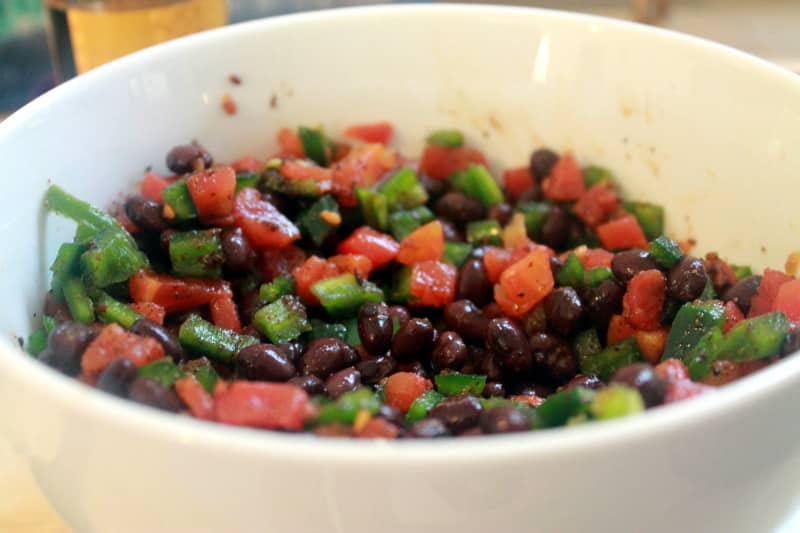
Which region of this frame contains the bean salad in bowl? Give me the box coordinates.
[30,122,800,439]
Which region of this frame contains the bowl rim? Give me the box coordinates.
[2,3,800,464]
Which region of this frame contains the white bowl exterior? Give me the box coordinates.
[1,5,800,532]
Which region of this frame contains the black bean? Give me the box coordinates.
[486,318,532,374]
[391,318,436,361]
[611,363,667,408]
[236,344,296,381]
[512,383,553,397]
[429,395,483,433]
[516,183,542,203]
[456,258,493,306]
[529,148,558,180]
[41,322,97,376]
[539,205,570,249]
[482,381,506,398]
[722,275,762,315]
[611,249,659,284]
[584,280,624,331]
[407,418,450,438]
[549,255,563,276]
[130,319,184,361]
[444,300,489,342]
[419,174,448,201]
[221,228,256,271]
[431,331,468,371]
[440,220,464,242]
[166,143,213,174]
[397,360,430,379]
[530,333,578,383]
[433,192,485,224]
[44,291,71,321]
[388,305,411,330]
[481,406,531,434]
[96,358,138,397]
[356,355,396,385]
[325,367,361,398]
[522,305,547,337]
[782,326,800,357]
[377,404,405,427]
[667,256,707,302]
[288,375,325,395]
[543,287,584,337]
[561,373,604,391]
[487,203,513,226]
[277,342,304,364]
[472,347,503,381]
[300,337,359,378]
[124,196,167,232]
[358,302,393,355]
[128,377,183,411]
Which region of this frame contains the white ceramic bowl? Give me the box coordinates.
[1,5,800,532]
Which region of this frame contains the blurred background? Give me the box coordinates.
[1,0,799,118]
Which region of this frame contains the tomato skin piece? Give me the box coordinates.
[210,297,242,333]
[410,260,457,307]
[384,372,433,413]
[331,143,397,207]
[503,166,534,199]
[337,227,399,269]
[186,166,237,219]
[664,380,713,404]
[141,172,170,202]
[654,358,689,383]
[541,153,585,201]
[343,122,393,144]
[81,323,164,378]
[419,145,487,180]
[607,314,637,345]
[278,160,333,194]
[622,269,666,331]
[495,249,554,317]
[580,248,615,269]
[129,271,233,313]
[356,417,400,439]
[214,381,310,431]
[573,183,620,227]
[175,376,215,420]
[396,221,444,265]
[233,188,300,249]
[723,301,745,333]
[292,256,341,305]
[596,214,649,251]
[277,128,304,158]
[749,268,793,318]
[483,247,512,284]
[231,156,263,173]
[329,254,373,279]
[129,302,166,325]
[772,279,800,324]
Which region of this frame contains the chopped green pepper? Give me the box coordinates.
[297,195,340,246]
[61,276,95,323]
[581,337,642,380]
[388,267,412,304]
[378,168,428,211]
[314,388,381,425]
[426,129,464,148]
[536,387,596,427]
[93,291,143,329]
[50,242,86,298]
[235,172,261,191]
[308,319,348,341]
[718,312,790,362]
[732,265,753,281]
[43,316,58,335]
[262,167,322,198]
[556,252,584,288]
[443,241,473,268]
[259,275,295,304]
[355,187,389,231]
[169,229,224,279]
[405,390,445,423]
[138,358,183,387]
[182,357,218,394]
[178,314,259,362]
[698,278,717,300]
[683,327,724,380]
[624,201,664,241]
[388,206,434,241]
[434,372,486,396]
[466,219,502,246]
[582,166,615,188]
[81,228,149,287]
[26,329,48,356]
[648,236,684,268]
[45,185,121,232]
[253,295,312,344]
[311,273,383,318]
[161,179,198,220]
[516,202,549,240]
[589,386,644,420]
[662,301,725,361]
[343,317,361,346]
[573,328,602,369]
[450,164,503,207]
[298,126,329,166]
[584,266,613,288]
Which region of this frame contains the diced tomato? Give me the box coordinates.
[410,260,457,307]
[210,297,242,333]
[129,270,233,313]
[572,183,620,227]
[116,209,140,234]
[635,328,668,364]
[622,269,666,331]
[214,381,311,430]
[313,424,353,438]
[292,256,340,305]
[175,376,215,420]
[277,128,304,158]
[704,252,737,293]
[356,417,400,439]
[259,245,306,282]
[607,314,637,345]
[418,145,487,180]
[231,156,263,173]
[396,221,444,265]
[331,143,397,207]
[723,301,745,333]
[343,122,393,144]
[654,358,689,383]
[749,268,793,317]
[541,153,585,201]
[785,252,800,277]
[337,227,399,269]
[233,188,300,249]
[187,166,237,219]
[279,160,333,194]
[129,302,166,325]
[483,246,513,284]
[508,394,546,407]
[664,380,713,404]
[330,141,352,163]
[384,372,433,413]
[329,254,373,279]
[81,323,164,378]
[495,249,554,317]
[596,214,648,251]
[580,248,614,269]
[503,166,534,199]
[772,279,800,324]
[141,172,170,202]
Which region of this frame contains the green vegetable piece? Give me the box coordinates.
[683,327,724,380]
[698,278,717,300]
[182,357,218,393]
[662,301,725,361]
[625,201,664,241]
[589,385,645,420]
[582,166,615,188]
[43,316,58,335]
[62,276,95,323]
[516,202,549,239]
[581,337,643,380]
[388,206,434,241]
[253,295,312,344]
[169,229,224,279]
[73,222,96,245]
[443,242,473,268]
[297,195,340,246]
[378,167,428,211]
[405,390,445,423]
[298,126,329,166]
[179,314,259,362]
[161,179,198,220]
[314,388,381,425]
[26,329,48,356]
[426,129,464,148]
[450,164,504,207]
[388,267,412,304]
[466,219,502,246]
[718,312,790,362]
[235,172,261,192]
[536,387,596,427]
[45,185,121,232]
[81,228,149,287]
[355,187,389,231]
[259,275,295,304]
[556,253,584,288]
[584,266,613,288]
[434,373,487,396]
[50,242,86,298]
[573,328,602,369]
[308,319,348,341]
[648,236,684,268]
[261,167,322,198]
[311,273,383,318]
[343,317,361,346]
[732,265,753,281]
[94,291,143,329]
[138,358,183,388]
